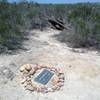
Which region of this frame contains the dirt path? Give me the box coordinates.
[0,28,100,100]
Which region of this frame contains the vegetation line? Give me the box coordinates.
[0,1,100,53]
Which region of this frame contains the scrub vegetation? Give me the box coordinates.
[0,1,100,53]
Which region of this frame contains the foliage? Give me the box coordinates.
[0,2,100,53]
[66,3,100,49]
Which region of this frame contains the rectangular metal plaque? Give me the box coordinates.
[34,69,54,85]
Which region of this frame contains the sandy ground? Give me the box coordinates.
[0,28,100,100]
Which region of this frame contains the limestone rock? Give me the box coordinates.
[52,76,59,85]
[52,86,57,90]
[57,82,64,87]
[26,85,34,91]
[40,86,47,92]
[43,89,48,93]
[20,66,25,72]
[59,74,64,79]
[36,87,42,92]
[26,77,31,82]
[23,70,29,74]
[50,68,56,72]
[29,69,35,75]
[59,79,64,82]
[24,64,32,71]
[47,88,53,92]
[57,67,64,74]
[23,83,27,87]
[26,81,32,85]
[20,64,27,70]
[56,86,60,90]
[21,78,26,84]
[37,64,42,69]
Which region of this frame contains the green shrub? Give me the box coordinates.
[66,3,100,49]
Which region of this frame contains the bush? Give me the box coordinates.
[66,3,100,49]
[0,2,100,53]
[0,2,25,51]
[0,2,48,52]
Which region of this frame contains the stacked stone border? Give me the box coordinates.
[20,64,65,93]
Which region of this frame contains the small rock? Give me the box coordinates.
[23,70,29,74]
[25,64,32,71]
[57,82,64,87]
[26,77,31,82]
[59,79,64,82]
[59,74,64,79]
[47,88,53,92]
[34,67,38,70]
[31,84,36,87]
[26,85,34,91]
[39,64,47,68]
[20,66,25,72]
[21,78,26,84]
[52,86,57,90]
[31,64,38,70]
[52,76,59,85]
[37,87,42,92]
[23,83,27,87]
[31,84,38,90]
[57,67,64,74]
[50,68,56,72]
[37,64,42,69]
[38,63,43,67]
[56,72,60,76]
[26,82,32,85]
[29,69,35,75]
[56,86,60,90]
[40,86,47,92]
[43,89,48,93]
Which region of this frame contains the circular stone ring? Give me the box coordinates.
[20,64,65,93]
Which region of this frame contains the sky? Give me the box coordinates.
[8,0,100,4]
